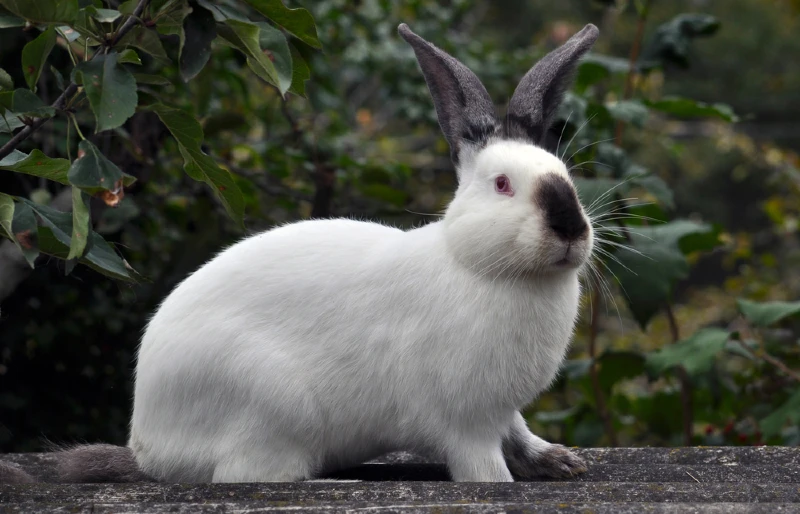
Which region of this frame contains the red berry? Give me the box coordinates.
[738,434,748,443]
[705,425,715,435]
[723,421,734,434]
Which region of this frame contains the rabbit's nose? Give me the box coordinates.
[536,173,589,242]
[549,216,588,242]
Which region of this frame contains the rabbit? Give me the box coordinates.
[0,22,599,484]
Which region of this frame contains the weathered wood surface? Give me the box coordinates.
[1,447,799,513]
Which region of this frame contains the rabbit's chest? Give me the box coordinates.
[437,283,580,410]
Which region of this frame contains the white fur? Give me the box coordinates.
[129,141,592,483]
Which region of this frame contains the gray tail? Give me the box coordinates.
[0,461,35,483]
[0,444,153,483]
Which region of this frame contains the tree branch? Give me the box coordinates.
[0,0,150,161]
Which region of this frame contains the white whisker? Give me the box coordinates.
[565,137,615,167]
[560,113,597,162]
[556,111,573,159]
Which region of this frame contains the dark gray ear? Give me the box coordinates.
[506,24,599,145]
[399,23,499,171]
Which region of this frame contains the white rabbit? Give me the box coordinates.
[2,22,600,484]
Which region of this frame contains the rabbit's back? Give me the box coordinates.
[131,218,413,480]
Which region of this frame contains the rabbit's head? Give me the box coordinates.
[400,23,598,276]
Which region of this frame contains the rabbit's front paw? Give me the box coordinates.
[507,444,587,479]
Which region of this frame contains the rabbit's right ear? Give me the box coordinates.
[399,24,498,178]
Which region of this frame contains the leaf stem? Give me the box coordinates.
[0,0,150,161]
[70,114,86,141]
[66,119,72,162]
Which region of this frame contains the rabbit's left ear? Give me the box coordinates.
[506,24,599,145]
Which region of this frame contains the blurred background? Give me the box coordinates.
[1,0,799,452]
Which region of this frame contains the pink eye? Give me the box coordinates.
[495,175,513,196]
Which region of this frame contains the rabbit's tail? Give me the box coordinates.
[0,461,35,483]
[0,444,153,483]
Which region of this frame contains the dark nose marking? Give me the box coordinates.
[536,173,588,241]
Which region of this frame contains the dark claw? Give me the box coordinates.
[507,444,587,479]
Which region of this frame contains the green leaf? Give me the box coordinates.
[11,199,39,267]
[0,0,79,24]
[0,6,24,28]
[640,13,720,70]
[760,387,800,438]
[118,48,142,65]
[179,2,217,81]
[580,53,629,73]
[67,186,90,259]
[50,64,65,90]
[598,351,646,394]
[606,99,649,128]
[22,198,134,281]
[0,112,24,132]
[71,7,103,42]
[676,223,723,254]
[632,174,675,210]
[288,42,310,96]
[73,52,138,132]
[646,328,730,376]
[0,192,13,240]
[737,299,800,328]
[23,198,71,247]
[256,22,292,95]
[150,103,244,225]
[80,231,135,280]
[117,26,170,64]
[646,97,738,122]
[55,25,81,42]
[5,88,55,118]
[196,0,248,22]
[154,1,193,36]
[0,67,13,91]
[574,54,628,92]
[87,6,120,23]
[0,149,70,183]
[119,0,140,15]
[132,73,171,86]
[22,27,56,91]
[68,140,136,198]
[609,220,720,328]
[217,19,284,94]
[243,0,321,49]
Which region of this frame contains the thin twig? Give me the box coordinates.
[733,337,800,384]
[614,0,653,146]
[0,0,150,161]
[109,0,149,46]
